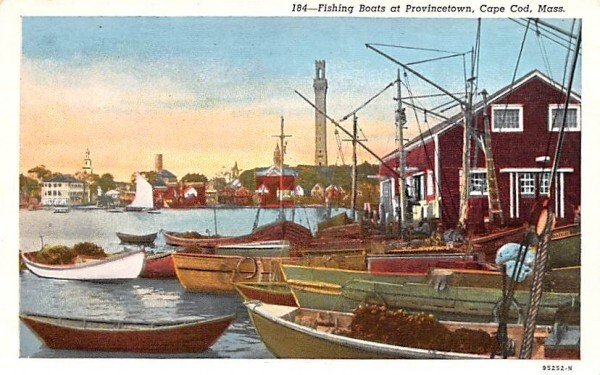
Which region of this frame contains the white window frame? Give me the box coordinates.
[491,104,524,133]
[520,172,536,196]
[469,169,488,196]
[539,172,551,196]
[548,104,581,132]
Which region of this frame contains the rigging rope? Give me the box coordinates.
[367,42,465,55]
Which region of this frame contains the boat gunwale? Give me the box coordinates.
[20,313,236,333]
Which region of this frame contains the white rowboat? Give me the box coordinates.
[21,249,145,281]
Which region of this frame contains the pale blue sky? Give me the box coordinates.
[21,17,582,179]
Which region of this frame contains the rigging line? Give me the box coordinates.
[406,52,467,66]
[474,19,482,104]
[294,90,401,179]
[541,19,576,169]
[367,42,467,55]
[366,43,466,105]
[492,19,531,156]
[529,18,578,40]
[403,72,458,219]
[462,53,468,98]
[509,18,579,56]
[339,80,396,122]
[431,98,458,111]
[401,100,449,120]
[404,92,464,100]
[535,23,554,82]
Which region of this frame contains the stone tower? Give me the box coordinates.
[83,149,93,175]
[313,60,328,166]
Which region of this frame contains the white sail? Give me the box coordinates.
[128,173,154,209]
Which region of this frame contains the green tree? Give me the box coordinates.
[27,165,53,181]
[181,173,208,183]
[97,173,116,193]
[19,174,39,196]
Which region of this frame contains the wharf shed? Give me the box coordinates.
[378,70,581,229]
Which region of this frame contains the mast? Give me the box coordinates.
[273,116,291,222]
[395,69,407,237]
[351,114,358,220]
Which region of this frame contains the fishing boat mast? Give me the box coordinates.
[273,116,291,222]
[395,69,407,236]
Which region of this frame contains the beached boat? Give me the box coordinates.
[244,301,551,359]
[215,240,290,257]
[367,252,490,274]
[166,220,314,250]
[281,264,579,323]
[21,249,145,281]
[173,252,368,294]
[140,252,176,279]
[234,282,297,306]
[20,312,234,353]
[116,232,158,245]
[548,224,580,268]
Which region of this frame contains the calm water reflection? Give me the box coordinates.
[19,207,346,358]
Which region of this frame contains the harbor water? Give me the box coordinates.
[19,206,348,358]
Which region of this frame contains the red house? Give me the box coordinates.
[379,70,581,229]
[255,166,297,207]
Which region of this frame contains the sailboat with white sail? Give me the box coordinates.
[126,173,155,212]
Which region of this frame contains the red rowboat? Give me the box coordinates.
[140,252,176,279]
[20,313,235,354]
[234,282,297,307]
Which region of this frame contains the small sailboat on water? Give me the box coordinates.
[126,173,155,212]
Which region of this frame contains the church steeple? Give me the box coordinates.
[83,149,93,175]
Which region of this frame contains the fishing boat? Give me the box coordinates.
[165,220,313,250]
[116,232,158,245]
[215,240,290,257]
[367,252,489,274]
[548,224,580,268]
[20,312,235,354]
[164,231,231,248]
[281,264,579,323]
[21,249,145,281]
[140,252,176,279]
[244,301,551,359]
[234,282,297,306]
[173,252,368,294]
[53,206,70,214]
[126,173,154,212]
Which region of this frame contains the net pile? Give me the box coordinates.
[345,304,498,355]
[29,242,108,265]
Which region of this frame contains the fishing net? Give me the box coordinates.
[344,304,498,355]
[29,242,108,265]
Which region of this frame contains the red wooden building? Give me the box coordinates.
[255,166,297,207]
[379,70,581,229]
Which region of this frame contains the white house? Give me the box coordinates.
[40,176,89,206]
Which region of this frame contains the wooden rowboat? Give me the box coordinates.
[173,253,368,294]
[234,282,297,306]
[215,240,291,257]
[140,252,176,279]
[21,249,145,281]
[20,312,234,353]
[163,231,231,248]
[281,264,579,323]
[116,232,157,245]
[245,301,550,359]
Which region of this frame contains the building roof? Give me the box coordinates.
[45,175,84,183]
[158,169,177,179]
[255,166,298,177]
[382,70,582,162]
